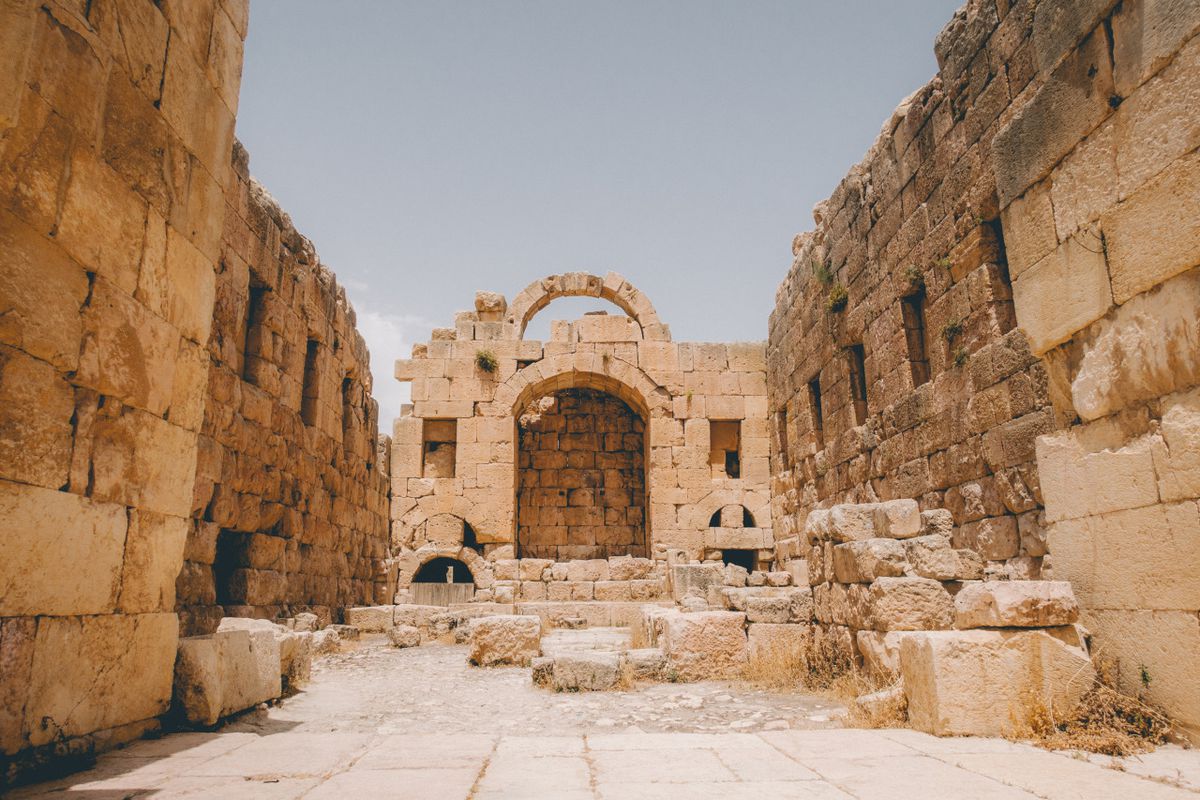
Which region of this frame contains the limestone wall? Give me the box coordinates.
[517,388,648,560]
[176,143,391,636]
[0,0,246,770]
[391,273,773,581]
[768,0,1200,739]
[767,0,1051,582]
[0,0,391,775]
[989,0,1200,740]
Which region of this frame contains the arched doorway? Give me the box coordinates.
[516,386,647,559]
[410,556,475,606]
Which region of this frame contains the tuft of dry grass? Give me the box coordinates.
[615,658,637,691]
[1009,657,1173,756]
[742,635,907,728]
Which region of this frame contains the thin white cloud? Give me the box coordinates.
[353,305,436,432]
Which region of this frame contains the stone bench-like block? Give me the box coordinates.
[173,627,282,726]
[954,580,1080,628]
[901,629,1094,736]
[468,615,542,667]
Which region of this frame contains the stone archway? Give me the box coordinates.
[506,272,669,340]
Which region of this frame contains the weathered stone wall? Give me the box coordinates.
[391,273,773,585]
[517,388,647,560]
[769,0,1200,739]
[768,0,1051,583]
[0,0,246,772]
[0,0,391,776]
[176,143,391,636]
[989,0,1200,741]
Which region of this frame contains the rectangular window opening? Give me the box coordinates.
[774,407,790,471]
[709,420,741,480]
[422,419,458,478]
[807,376,824,449]
[847,344,868,426]
[901,293,931,387]
[300,338,320,426]
[242,283,268,384]
[341,374,355,455]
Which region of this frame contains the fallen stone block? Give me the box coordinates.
[954,580,1080,628]
[293,612,319,632]
[343,605,395,632]
[531,656,555,686]
[312,628,340,654]
[468,615,542,666]
[217,618,302,691]
[764,571,792,587]
[902,629,1095,737]
[869,577,955,631]
[389,625,421,648]
[626,648,667,681]
[609,556,654,581]
[548,652,622,691]
[855,685,907,719]
[327,624,360,640]
[661,610,747,681]
[173,627,281,727]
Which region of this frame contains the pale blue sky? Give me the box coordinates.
[236,1,963,419]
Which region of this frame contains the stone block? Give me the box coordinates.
[661,610,747,681]
[954,580,1080,628]
[745,596,791,624]
[831,538,908,583]
[1070,271,1200,421]
[670,563,724,602]
[344,605,395,632]
[548,652,622,692]
[519,559,553,581]
[468,615,541,667]
[869,577,955,631]
[856,630,913,677]
[626,647,667,681]
[26,612,178,747]
[872,499,921,538]
[90,408,198,518]
[566,559,609,581]
[118,510,188,614]
[1012,231,1113,355]
[1103,149,1200,303]
[901,629,1094,736]
[828,503,879,542]
[747,622,812,660]
[905,534,985,581]
[954,516,1020,561]
[389,625,421,648]
[608,556,653,581]
[0,482,127,616]
[1111,0,1200,96]
[993,28,1114,206]
[593,581,632,601]
[0,346,75,489]
[173,625,281,727]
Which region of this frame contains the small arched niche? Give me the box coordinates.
[413,557,475,584]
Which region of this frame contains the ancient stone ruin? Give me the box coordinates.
[1,0,1198,793]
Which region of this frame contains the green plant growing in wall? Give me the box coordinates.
[953,347,969,368]
[941,318,963,342]
[902,264,925,292]
[812,259,834,287]
[825,283,849,313]
[475,349,498,373]
[937,256,953,272]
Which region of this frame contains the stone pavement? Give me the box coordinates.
[11,640,1200,798]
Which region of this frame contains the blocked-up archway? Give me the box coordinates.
[516,387,647,559]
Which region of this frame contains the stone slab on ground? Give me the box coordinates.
[468,614,542,666]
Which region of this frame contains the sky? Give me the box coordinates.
[236,0,963,421]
